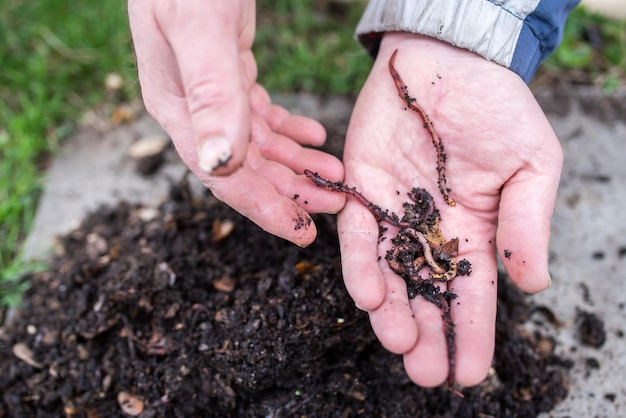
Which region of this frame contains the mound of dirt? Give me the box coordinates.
[0,182,570,417]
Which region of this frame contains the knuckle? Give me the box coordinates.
[185,77,234,115]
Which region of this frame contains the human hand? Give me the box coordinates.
[128,0,344,246]
[338,33,562,387]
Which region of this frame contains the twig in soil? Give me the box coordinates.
[389,49,456,207]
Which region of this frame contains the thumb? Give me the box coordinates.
[159,1,254,175]
[496,153,563,294]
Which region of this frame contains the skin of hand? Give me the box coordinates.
[127,0,345,246]
[338,32,563,387]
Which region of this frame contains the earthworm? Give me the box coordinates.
[388,49,456,207]
[304,170,410,228]
[402,228,445,274]
[385,242,426,277]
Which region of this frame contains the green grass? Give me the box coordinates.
[0,1,625,306]
[0,0,135,305]
[255,0,370,93]
[544,6,626,91]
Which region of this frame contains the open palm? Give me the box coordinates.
[338,33,563,387]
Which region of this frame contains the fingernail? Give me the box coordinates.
[198,137,232,173]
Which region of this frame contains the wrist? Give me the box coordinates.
[356,0,579,83]
[375,32,511,84]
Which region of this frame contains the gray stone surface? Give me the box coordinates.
[22,111,188,261]
[23,90,626,416]
[536,102,626,417]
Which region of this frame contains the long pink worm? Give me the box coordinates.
[303,170,410,228]
[388,49,456,207]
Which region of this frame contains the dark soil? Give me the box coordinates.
[576,308,607,348]
[0,181,571,417]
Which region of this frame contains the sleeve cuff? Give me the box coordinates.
[355,0,579,83]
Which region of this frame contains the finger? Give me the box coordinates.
[496,151,562,293]
[337,200,387,310]
[424,204,499,387]
[157,115,319,246]
[159,0,255,175]
[248,106,345,213]
[402,292,450,387]
[275,114,327,147]
[206,160,318,247]
[448,242,498,386]
[251,114,343,180]
[368,273,419,354]
[128,0,190,120]
[252,159,346,214]
[403,255,496,388]
[249,84,327,147]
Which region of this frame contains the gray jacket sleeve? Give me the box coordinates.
[356,0,580,82]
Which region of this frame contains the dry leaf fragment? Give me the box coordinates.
[136,207,160,222]
[346,389,367,401]
[12,342,43,368]
[163,302,180,319]
[212,276,236,293]
[117,392,145,416]
[143,332,174,356]
[295,261,319,276]
[212,219,235,241]
[111,103,137,124]
[128,135,169,159]
[86,233,108,260]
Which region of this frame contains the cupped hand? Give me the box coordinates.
[128,0,344,246]
[338,33,562,387]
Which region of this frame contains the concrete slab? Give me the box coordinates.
[22,89,626,416]
[22,111,188,261]
[536,102,626,417]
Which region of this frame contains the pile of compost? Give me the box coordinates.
[0,182,570,417]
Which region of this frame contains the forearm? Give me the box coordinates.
[356,0,580,83]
